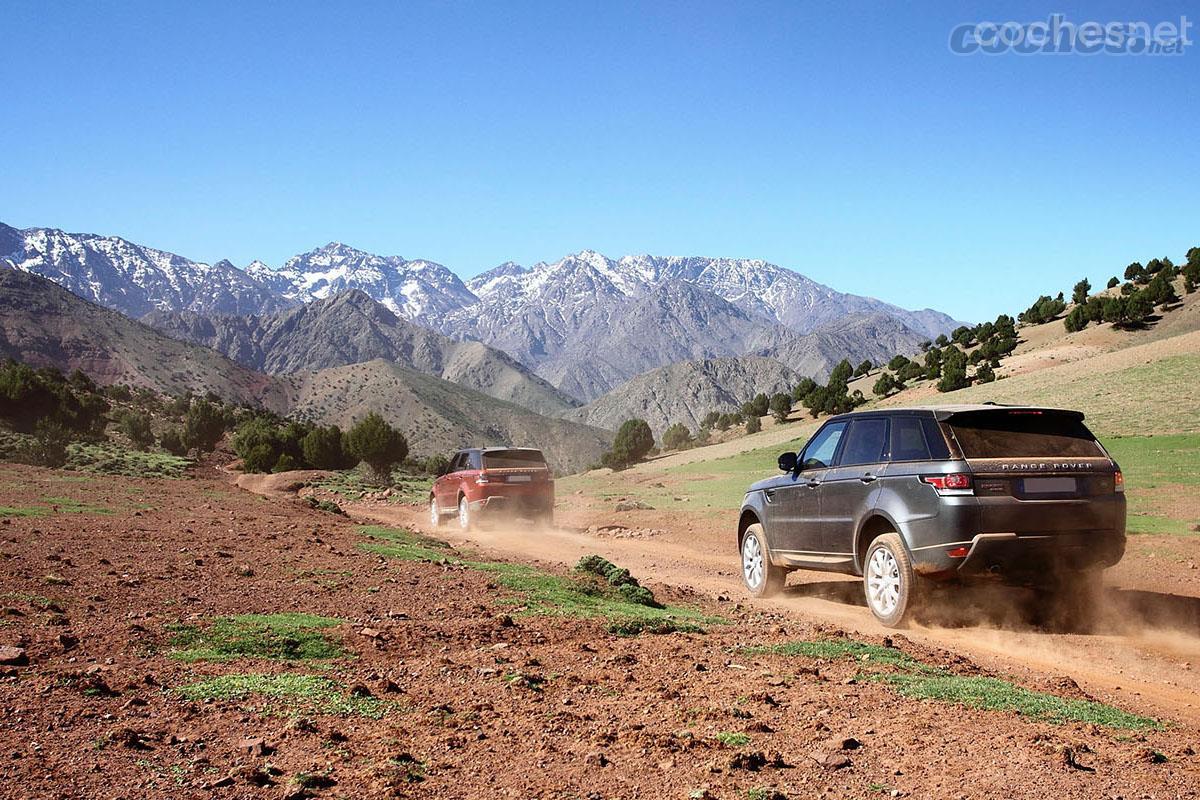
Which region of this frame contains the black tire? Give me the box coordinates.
[863,532,917,627]
[428,496,443,529]
[457,495,474,532]
[740,523,787,598]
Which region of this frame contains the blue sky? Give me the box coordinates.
[2,1,1197,322]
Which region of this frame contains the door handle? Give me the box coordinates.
[859,474,877,484]
[806,479,821,488]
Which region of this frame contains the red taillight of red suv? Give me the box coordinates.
[922,473,974,496]
[1114,470,1124,492]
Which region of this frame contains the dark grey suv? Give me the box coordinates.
[737,405,1126,626]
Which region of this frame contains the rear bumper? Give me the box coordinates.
[912,529,1126,579]
[469,493,553,517]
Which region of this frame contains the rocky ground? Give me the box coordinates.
[2,463,1199,799]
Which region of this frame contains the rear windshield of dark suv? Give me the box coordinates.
[947,411,1103,458]
[482,449,548,469]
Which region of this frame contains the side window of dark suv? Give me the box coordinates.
[800,422,847,469]
[840,417,889,466]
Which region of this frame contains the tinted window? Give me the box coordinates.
[482,449,547,469]
[840,418,889,466]
[889,417,931,461]
[948,411,1103,458]
[801,422,847,469]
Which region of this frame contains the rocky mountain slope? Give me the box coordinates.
[565,356,800,437]
[0,271,610,471]
[145,290,578,416]
[3,221,962,403]
[0,223,289,318]
[0,269,292,409]
[290,360,609,473]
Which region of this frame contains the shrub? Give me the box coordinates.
[887,355,910,372]
[1071,278,1091,306]
[661,422,694,452]
[975,363,996,383]
[601,419,654,471]
[745,415,761,434]
[232,417,285,473]
[301,425,354,470]
[1106,276,1120,289]
[160,428,187,456]
[117,411,155,451]
[791,377,818,402]
[769,392,791,423]
[873,373,898,397]
[182,398,228,453]
[1063,305,1088,333]
[345,412,409,481]
[273,453,300,472]
[854,360,873,377]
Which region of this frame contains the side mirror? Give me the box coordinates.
[777,452,798,473]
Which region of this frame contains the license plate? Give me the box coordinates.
[507,475,532,483]
[1022,477,1076,494]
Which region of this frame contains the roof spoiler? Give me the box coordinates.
[933,407,1085,422]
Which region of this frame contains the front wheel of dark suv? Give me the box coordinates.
[863,533,917,627]
[741,523,786,598]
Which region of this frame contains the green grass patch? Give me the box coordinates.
[65,442,192,479]
[0,505,50,518]
[1104,434,1200,489]
[715,731,751,747]
[306,468,432,505]
[356,525,456,562]
[1,591,60,609]
[39,496,114,515]
[175,673,387,718]
[167,612,344,662]
[869,673,1160,730]
[358,526,719,635]
[741,638,934,672]
[746,638,1159,730]
[471,560,717,635]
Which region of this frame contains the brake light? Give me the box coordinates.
[946,546,970,559]
[922,473,974,495]
[1114,471,1124,493]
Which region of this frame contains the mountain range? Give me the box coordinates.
[0,270,607,472]
[1,222,963,405]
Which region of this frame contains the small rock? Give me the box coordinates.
[494,614,514,627]
[0,646,29,666]
[112,728,150,750]
[811,751,852,770]
[57,633,79,651]
[584,751,610,767]
[234,564,255,577]
[728,751,768,771]
[238,736,275,757]
[614,500,654,512]
[359,627,382,639]
[839,737,862,751]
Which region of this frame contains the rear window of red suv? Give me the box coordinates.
[482,449,548,469]
[947,411,1103,458]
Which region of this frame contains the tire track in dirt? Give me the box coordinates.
[350,501,1200,728]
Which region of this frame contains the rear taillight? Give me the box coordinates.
[922,473,974,496]
[1114,471,1124,493]
[946,545,970,559]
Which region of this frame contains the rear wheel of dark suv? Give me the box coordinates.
[863,533,917,627]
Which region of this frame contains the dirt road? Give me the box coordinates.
[355,500,1200,728]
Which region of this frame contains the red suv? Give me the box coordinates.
[430,447,555,530]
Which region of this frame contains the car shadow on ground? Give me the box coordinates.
[785,577,1200,637]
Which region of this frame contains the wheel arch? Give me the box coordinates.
[737,508,762,552]
[854,512,904,575]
